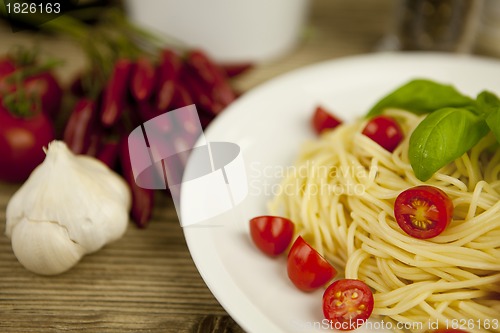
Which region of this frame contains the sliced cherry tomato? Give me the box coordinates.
[323,279,374,331]
[362,115,403,152]
[249,216,294,256]
[312,105,342,134]
[431,329,470,333]
[287,236,337,292]
[394,185,453,239]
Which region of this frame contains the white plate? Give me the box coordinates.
[182,52,500,333]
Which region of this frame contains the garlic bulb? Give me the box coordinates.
[5,141,131,275]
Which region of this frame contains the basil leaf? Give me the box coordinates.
[476,91,500,143]
[486,108,500,144]
[367,79,474,117]
[409,107,490,181]
[476,90,500,115]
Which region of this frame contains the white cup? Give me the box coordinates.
[124,0,310,63]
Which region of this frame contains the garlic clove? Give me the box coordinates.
[11,217,86,275]
[79,155,131,209]
[6,140,131,275]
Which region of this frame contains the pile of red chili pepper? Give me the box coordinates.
[0,10,250,228]
[65,48,245,229]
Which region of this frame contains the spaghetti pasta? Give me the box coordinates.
[268,110,500,333]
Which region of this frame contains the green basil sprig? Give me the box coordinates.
[367,79,500,182]
[408,108,490,181]
[367,79,475,117]
[477,91,500,143]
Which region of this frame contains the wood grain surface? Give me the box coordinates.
[0,1,397,332]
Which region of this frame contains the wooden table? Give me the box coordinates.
[0,1,410,332]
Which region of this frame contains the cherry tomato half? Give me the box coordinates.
[362,115,403,152]
[394,185,453,239]
[287,236,337,292]
[323,279,374,331]
[249,216,294,256]
[312,105,342,134]
[0,101,55,182]
[431,329,470,333]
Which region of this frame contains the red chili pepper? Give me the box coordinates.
[185,50,236,112]
[137,101,162,123]
[86,131,102,157]
[198,110,215,129]
[119,137,154,228]
[186,50,220,87]
[163,149,185,188]
[155,49,182,111]
[180,65,223,116]
[96,140,120,169]
[220,62,253,78]
[130,56,156,103]
[171,83,194,109]
[101,58,134,127]
[63,98,98,155]
[69,73,85,97]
